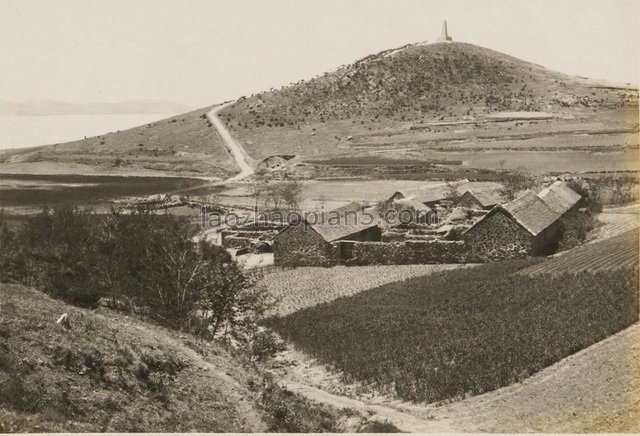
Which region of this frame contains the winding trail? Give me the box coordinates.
[207,102,254,182]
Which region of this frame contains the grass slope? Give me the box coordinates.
[267,260,639,404]
[0,107,237,178]
[0,284,395,432]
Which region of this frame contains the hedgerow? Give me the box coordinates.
[266,260,639,403]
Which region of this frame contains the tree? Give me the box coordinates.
[278,181,303,210]
[7,205,273,342]
[445,182,461,204]
[499,168,536,201]
[248,181,266,208]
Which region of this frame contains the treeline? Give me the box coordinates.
[0,206,271,341]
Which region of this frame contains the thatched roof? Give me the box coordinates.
[395,180,470,204]
[460,190,505,208]
[308,210,380,242]
[464,182,581,237]
[501,191,560,236]
[332,201,365,213]
[537,181,581,215]
[394,197,433,213]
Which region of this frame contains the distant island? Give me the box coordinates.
[0,98,195,116]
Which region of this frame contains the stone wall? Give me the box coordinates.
[273,223,336,267]
[463,210,535,261]
[223,235,254,249]
[345,239,468,265]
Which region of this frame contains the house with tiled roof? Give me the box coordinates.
[273,209,381,266]
[462,182,581,260]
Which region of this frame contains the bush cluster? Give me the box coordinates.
[0,205,270,340]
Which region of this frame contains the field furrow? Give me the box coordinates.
[519,228,638,276]
[260,264,469,316]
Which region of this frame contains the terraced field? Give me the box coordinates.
[259,264,468,316]
[519,228,639,276]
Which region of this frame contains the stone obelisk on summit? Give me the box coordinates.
[437,20,453,42]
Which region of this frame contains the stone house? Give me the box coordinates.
[273,211,381,266]
[392,197,437,224]
[389,181,469,209]
[463,182,581,260]
[456,190,504,210]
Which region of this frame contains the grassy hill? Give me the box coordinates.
[0,284,396,432]
[219,42,638,175]
[0,107,238,178]
[3,42,637,179]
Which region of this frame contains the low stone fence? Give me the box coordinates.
[343,239,469,265]
[223,236,254,249]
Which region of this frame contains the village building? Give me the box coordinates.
[273,211,381,266]
[392,197,436,224]
[463,181,581,260]
[456,190,504,210]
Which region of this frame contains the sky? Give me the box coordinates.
[1,0,638,108]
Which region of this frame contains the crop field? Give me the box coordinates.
[404,149,639,173]
[258,264,467,316]
[519,228,639,276]
[266,260,639,404]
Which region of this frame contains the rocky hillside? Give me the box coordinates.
[224,42,635,124]
[219,42,638,165]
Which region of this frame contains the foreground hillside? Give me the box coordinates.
[0,107,237,178]
[0,285,267,432]
[0,284,395,432]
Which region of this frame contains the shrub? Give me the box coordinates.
[250,330,287,361]
[65,287,102,309]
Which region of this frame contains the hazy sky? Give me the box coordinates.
[1,0,638,108]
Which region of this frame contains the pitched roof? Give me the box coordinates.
[393,180,471,204]
[537,181,581,215]
[332,201,364,213]
[394,197,433,213]
[463,181,582,237]
[501,191,560,235]
[461,190,505,208]
[308,210,379,242]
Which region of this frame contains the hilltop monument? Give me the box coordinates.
[437,20,453,42]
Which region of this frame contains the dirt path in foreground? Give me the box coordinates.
[274,322,640,432]
[125,322,268,432]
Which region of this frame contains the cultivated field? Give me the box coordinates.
[259,264,467,316]
[519,227,639,276]
[267,261,639,404]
